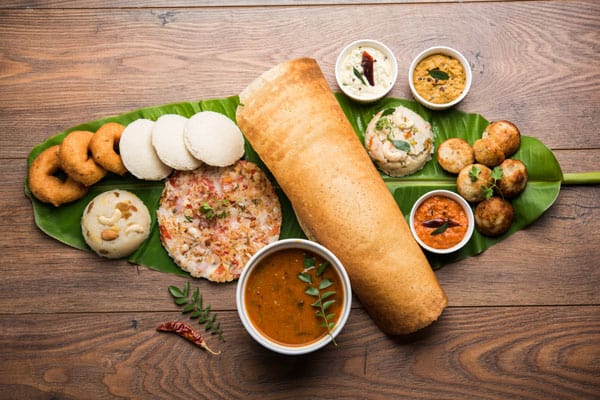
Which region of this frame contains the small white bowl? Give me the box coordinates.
[236,239,352,355]
[408,46,472,110]
[335,39,398,103]
[409,190,475,254]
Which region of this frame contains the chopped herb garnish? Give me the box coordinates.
[469,165,481,182]
[376,117,393,131]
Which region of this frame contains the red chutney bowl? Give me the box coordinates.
[409,190,475,254]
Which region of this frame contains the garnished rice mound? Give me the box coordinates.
[157,160,282,282]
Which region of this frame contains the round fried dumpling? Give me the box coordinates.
[497,159,528,198]
[482,120,521,157]
[475,197,514,236]
[456,163,493,203]
[81,190,151,259]
[437,138,474,174]
[473,137,505,167]
[365,106,434,177]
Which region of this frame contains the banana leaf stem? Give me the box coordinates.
[562,172,600,185]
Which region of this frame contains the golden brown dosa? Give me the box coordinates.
[236,58,447,335]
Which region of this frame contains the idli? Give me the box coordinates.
[183,111,245,167]
[120,119,172,180]
[151,114,202,171]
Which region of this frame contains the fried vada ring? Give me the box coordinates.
[28,145,88,207]
[59,130,107,186]
[89,122,128,175]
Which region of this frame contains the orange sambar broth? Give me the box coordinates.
[244,248,343,346]
[413,195,468,249]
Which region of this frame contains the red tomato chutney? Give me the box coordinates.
[413,195,468,249]
[244,248,343,346]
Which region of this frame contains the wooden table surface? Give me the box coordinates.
[1,1,599,399]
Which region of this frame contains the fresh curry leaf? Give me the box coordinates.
[431,221,449,235]
[391,140,411,152]
[353,66,367,85]
[168,285,184,298]
[319,279,333,290]
[298,272,312,284]
[168,282,224,341]
[316,261,329,276]
[428,68,449,80]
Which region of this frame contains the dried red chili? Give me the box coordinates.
[156,321,220,355]
[361,51,375,86]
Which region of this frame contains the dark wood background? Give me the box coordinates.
[1,1,598,399]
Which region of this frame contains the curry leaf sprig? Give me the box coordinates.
[297,256,338,346]
[168,281,224,341]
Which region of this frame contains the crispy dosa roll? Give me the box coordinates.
[236,58,447,335]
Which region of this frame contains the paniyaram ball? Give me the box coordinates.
[151,114,202,171]
[436,138,474,174]
[183,111,245,167]
[120,119,173,181]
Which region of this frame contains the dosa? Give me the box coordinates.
[236,58,447,335]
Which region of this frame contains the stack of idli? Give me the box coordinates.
[119,111,245,180]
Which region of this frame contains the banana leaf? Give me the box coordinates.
[335,94,564,267]
[25,94,564,276]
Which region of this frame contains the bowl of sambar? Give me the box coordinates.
[236,239,352,355]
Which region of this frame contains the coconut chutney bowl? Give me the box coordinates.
[335,39,398,103]
[408,46,472,110]
[236,238,352,355]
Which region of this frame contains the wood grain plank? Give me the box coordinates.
[0,307,598,399]
[0,0,523,9]
[1,1,598,156]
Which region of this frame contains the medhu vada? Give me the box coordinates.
[28,145,88,207]
[89,122,128,175]
[59,130,107,186]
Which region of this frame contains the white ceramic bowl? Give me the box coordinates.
[335,39,398,103]
[409,190,475,254]
[236,239,352,355]
[408,46,472,110]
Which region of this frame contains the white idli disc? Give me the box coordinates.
[120,119,173,181]
[183,111,245,167]
[151,114,202,171]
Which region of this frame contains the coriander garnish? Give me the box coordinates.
[199,199,230,220]
[297,254,338,346]
[168,281,224,341]
[482,166,504,200]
